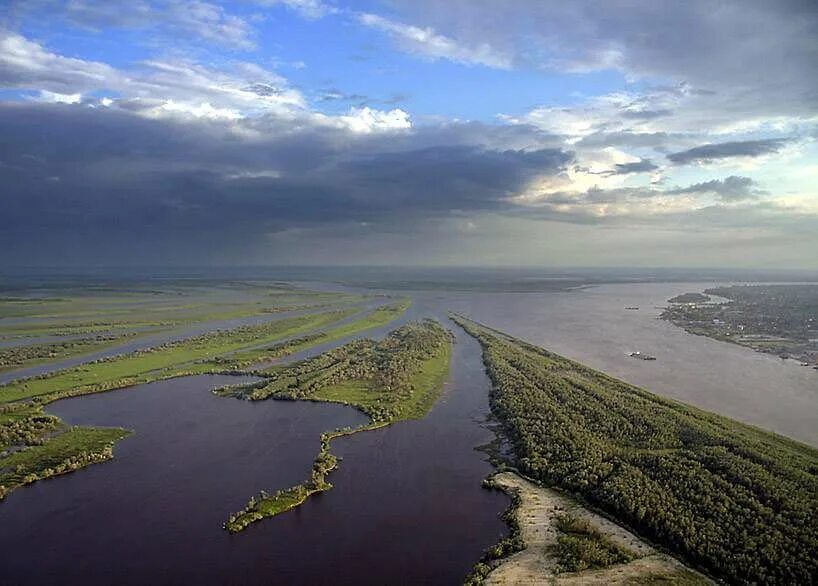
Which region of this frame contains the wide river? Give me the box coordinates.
[1,281,816,584]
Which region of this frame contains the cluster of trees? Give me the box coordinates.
[0,407,60,449]
[454,316,818,585]
[0,426,128,499]
[241,320,452,422]
[0,334,122,370]
[551,513,634,573]
[225,483,312,532]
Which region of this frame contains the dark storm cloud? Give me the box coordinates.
[610,159,659,175]
[670,176,763,201]
[0,103,572,263]
[667,139,787,165]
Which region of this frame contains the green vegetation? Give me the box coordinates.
[0,403,60,449]
[0,283,364,340]
[231,319,451,421]
[0,308,358,405]
[205,299,411,372]
[0,333,141,373]
[223,320,452,532]
[0,426,129,498]
[551,513,635,573]
[464,475,526,585]
[0,290,385,501]
[453,314,818,585]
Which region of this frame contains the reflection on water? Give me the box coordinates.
[0,327,508,585]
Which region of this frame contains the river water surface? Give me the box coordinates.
[0,320,507,585]
[1,281,815,585]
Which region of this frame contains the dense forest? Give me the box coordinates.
[453,315,818,585]
[225,319,452,422]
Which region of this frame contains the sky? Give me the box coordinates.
[1,0,817,269]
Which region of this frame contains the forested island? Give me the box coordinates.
[219,319,453,531]
[667,292,711,304]
[662,284,818,367]
[453,315,818,585]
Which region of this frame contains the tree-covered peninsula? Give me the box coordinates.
[453,315,818,585]
[220,319,453,532]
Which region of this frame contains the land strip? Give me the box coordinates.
[477,471,708,585]
[220,320,452,532]
[453,314,818,585]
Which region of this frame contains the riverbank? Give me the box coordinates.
[479,471,708,585]
[454,314,818,584]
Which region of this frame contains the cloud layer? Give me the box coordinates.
[1,0,816,267]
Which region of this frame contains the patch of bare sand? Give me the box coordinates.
[484,471,711,585]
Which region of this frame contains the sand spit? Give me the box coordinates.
[484,471,711,585]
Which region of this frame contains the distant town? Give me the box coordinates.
[662,285,818,368]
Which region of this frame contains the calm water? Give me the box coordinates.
[0,324,507,585]
[435,282,817,446]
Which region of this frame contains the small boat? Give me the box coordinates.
[625,307,640,310]
[629,351,657,361]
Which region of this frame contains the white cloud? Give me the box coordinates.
[156,99,242,120]
[0,30,417,136]
[0,30,119,94]
[334,106,412,134]
[34,90,83,104]
[0,32,306,118]
[255,0,337,19]
[357,13,511,69]
[168,1,256,50]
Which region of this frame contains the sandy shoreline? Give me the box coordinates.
[484,471,711,585]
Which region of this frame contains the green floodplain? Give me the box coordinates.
[0,284,412,499]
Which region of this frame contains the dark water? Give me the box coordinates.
[0,325,508,584]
